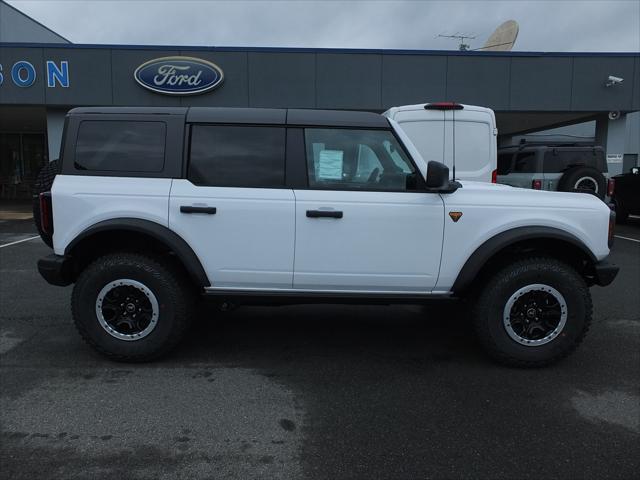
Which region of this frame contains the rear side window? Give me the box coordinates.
[512,152,537,173]
[188,125,286,188]
[543,149,607,173]
[497,153,513,175]
[75,121,166,172]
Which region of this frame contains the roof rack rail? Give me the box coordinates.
[516,139,596,149]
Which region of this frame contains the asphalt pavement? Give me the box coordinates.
[1,217,639,480]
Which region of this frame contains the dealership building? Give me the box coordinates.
[1,0,638,199]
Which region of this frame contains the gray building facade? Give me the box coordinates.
[0,0,638,199]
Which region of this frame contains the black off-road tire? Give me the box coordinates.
[471,257,592,368]
[557,166,606,200]
[32,159,60,248]
[72,252,195,362]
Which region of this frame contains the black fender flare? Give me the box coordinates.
[451,226,597,294]
[65,218,210,287]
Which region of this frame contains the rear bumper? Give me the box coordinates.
[592,259,619,287]
[38,254,73,286]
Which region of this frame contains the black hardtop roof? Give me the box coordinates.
[286,109,388,128]
[69,107,188,115]
[68,106,389,128]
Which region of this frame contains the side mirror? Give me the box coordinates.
[425,161,450,189]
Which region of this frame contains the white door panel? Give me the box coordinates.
[169,180,295,288]
[293,190,445,291]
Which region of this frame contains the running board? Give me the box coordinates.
[202,287,454,305]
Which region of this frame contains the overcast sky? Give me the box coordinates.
[6,0,640,52]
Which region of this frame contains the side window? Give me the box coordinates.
[497,153,513,175]
[383,140,413,173]
[543,150,606,173]
[188,125,286,188]
[75,121,166,172]
[304,128,418,191]
[512,152,537,173]
[354,144,383,181]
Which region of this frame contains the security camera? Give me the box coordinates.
[608,110,621,120]
[606,75,624,87]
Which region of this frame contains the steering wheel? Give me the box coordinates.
[367,168,380,184]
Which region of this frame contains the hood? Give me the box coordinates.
[455,180,608,211]
[457,180,512,190]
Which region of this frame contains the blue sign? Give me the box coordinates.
[0,60,69,88]
[134,56,224,95]
[46,60,69,88]
[11,61,37,87]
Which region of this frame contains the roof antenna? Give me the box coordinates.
[437,33,476,51]
[452,107,456,181]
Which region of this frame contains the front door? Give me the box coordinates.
[293,127,445,293]
[169,124,295,289]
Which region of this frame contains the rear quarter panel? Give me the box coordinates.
[51,175,172,255]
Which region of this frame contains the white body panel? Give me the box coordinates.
[169,180,295,288]
[51,175,172,255]
[293,189,444,292]
[384,103,497,183]
[435,181,613,290]
[51,124,612,296]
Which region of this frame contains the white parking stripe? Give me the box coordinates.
[0,236,40,248]
[615,235,640,244]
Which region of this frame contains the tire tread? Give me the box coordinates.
[71,252,194,362]
[472,256,592,368]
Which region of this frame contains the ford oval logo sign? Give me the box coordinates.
[134,56,224,95]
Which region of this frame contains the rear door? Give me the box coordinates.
[169,124,295,289]
[389,109,446,166]
[444,109,496,182]
[292,127,444,293]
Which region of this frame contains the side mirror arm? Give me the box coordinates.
[425,180,462,194]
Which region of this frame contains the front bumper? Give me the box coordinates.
[592,259,619,287]
[38,254,73,286]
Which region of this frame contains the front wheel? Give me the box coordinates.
[72,253,194,362]
[472,257,592,367]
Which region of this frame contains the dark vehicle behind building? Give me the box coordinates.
[497,144,613,201]
[611,167,640,223]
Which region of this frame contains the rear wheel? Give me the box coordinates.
[472,257,592,367]
[72,252,194,362]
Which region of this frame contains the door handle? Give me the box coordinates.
[306,210,343,219]
[180,206,217,214]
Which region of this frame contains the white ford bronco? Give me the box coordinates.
[36,107,618,366]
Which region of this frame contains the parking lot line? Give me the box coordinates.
[614,235,640,244]
[0,236,40,249]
